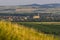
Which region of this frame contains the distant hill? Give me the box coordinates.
[23,4,41,6]
[23,3,60,8]
[0,3,60,13]
[41,3,60,8]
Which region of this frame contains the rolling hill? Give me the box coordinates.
[24,3,60,8]
[0,20,60,40]
[0,3,60,13]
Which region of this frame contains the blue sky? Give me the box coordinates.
[0,0,60,5]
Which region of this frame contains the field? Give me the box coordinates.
[18,22,60,40]
[18,22,60,35]
[0,20,60,40]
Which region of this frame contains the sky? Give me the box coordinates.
[0,0,60,5]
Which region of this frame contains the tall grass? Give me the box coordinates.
[0,20,60,40]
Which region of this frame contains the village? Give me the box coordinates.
[0,13,60,22]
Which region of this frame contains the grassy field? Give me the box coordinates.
[18,22,60,35]
[0,21,60,40]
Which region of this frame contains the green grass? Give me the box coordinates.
[18,22,60,36]
[0,21,60,40]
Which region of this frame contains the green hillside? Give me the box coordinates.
[0,21,60,40]
[19,22,60,35]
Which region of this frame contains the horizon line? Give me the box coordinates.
[0,3,60,6]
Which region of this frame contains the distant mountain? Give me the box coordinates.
[41,3,60,8]
[24,4,41,6]
[23,3,60,8]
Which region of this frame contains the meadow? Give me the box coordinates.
[18,22,60,35]
[0,20,60,40]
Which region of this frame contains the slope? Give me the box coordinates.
[0,20,59,40]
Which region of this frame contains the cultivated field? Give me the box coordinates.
[18,22,60,35]
[0,20,60,40]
